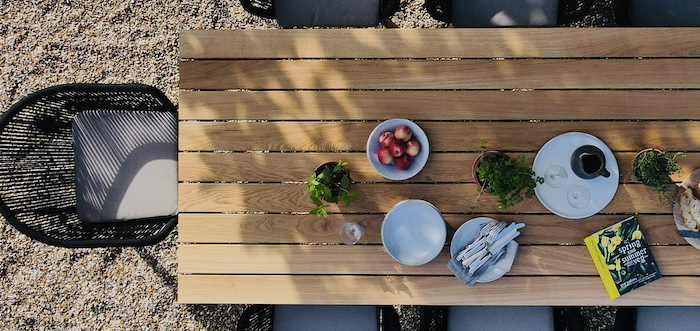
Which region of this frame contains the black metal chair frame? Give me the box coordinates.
[425,0,593,25]
[236,305,401,331]
[240,0,401,22]
[418,306,587,331]
[0,84,178,248]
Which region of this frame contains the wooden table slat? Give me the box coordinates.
[180,90,700,121]
[180,59,700,90]
[178,245,697,276]
[178,182,670,214]
[180,28,700,59]
[178,152,700,183]
[178,274,700,305]
[179,121,700,152]
[177,214,685,245]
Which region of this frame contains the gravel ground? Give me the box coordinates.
[1,0,618,329]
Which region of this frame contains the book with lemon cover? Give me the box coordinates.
[584,216,661,299]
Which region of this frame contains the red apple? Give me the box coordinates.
[388,140,406,158]
[377,147,394,165]
[378,131,395,147]
[394,125,412,142]
[394,154,412,170]
[405,140,421,157]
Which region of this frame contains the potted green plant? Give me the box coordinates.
[472,148,543,211]
[307,160,361,217]
[632,148,683,205]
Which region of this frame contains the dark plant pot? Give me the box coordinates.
[314,162,350,199]
[632,148,663,181]
[472,151,509,191]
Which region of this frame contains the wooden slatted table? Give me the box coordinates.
[178,28,700,305]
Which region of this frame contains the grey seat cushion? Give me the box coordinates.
[275,0,380,27]
[73,110,178,223]
[630,0,700,26]
[448,306,554,331]
[273,305,378,331]
[637,306,700,331]
[452,0,559,27]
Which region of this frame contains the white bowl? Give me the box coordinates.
[450,217,519,283]
[381,200,446,266]
[366,118,429,180]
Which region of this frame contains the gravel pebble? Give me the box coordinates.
[1,0,620,329]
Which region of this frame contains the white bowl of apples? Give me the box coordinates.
[366,118,429,180]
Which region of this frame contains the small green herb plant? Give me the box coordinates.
[474,152,544,211]
[307,160,361,217]
[632,149,683,205]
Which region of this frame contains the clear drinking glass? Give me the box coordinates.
[567,186,590,209]
[338,222,364,245]
[544,165,568,188]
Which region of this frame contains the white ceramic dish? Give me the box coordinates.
[533,132,619,219]
[366,118,429,181]
[450,217,518,283]
[381,200,446,266]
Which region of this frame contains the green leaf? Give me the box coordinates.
[340,176,349,189]
[311,196,324,207]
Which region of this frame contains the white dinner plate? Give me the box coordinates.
[381,200,446,266]
[450,217,518,283]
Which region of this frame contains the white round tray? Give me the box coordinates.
[533,132,619,219]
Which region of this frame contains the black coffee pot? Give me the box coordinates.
[571,145,610,179]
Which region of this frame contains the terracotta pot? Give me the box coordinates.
[472,151,509,191]
[632,148,663,181]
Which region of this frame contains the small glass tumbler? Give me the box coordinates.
[338,222,364,245]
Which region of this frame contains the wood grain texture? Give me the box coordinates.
[178,245,697,276]
[177,214,685,245]
[180,28,700,59]
[177,274,700,305]
[178,152,700,183]
[178,121,700,152]
[178,183,670,214]
[179,90,700,121]
[180,59,700,90]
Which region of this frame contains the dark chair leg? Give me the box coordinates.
[379,306,401,331]
[236,305,274,331]
[418,306,448,331]
[612,307,637,331]
[554,307,586,331]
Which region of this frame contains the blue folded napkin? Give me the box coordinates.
[447,255,476,287]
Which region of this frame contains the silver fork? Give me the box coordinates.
[458,221,506,264]
[462,221,507,268]
[455,220,499,261]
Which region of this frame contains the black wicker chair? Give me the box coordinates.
[0,84,178,248]
[418,306,586,331]
[241,0,401,27]
[236,305,401,331]
[425,0,592,26]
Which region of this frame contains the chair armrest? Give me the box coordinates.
[558,0,593,25]
[425,0,452,23]
[241,0,276,19]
